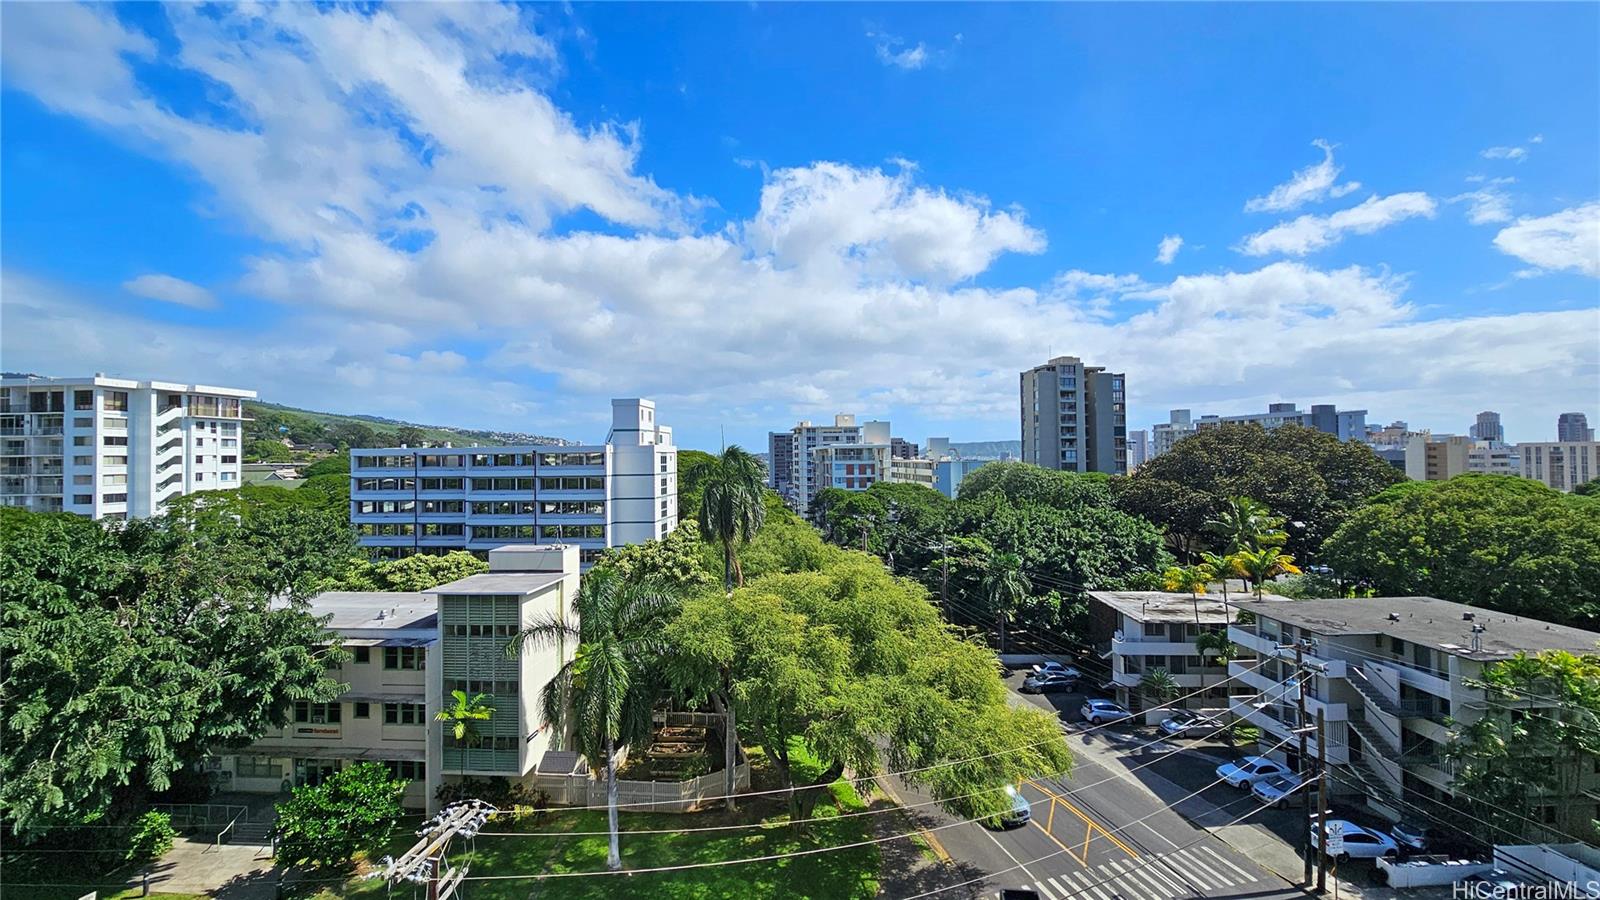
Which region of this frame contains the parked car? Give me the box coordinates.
[1305,564,1335,576]
[1391,821,1431,852]
[1215,755,1291,788]
[1159,713,1220,737]
[982,784,1032,830]
[1021,672,1079,693]
[1310,819,1399,861]
[1080,699,1134,725]
[1250,773,1303,808]
[1031,661,1082,680]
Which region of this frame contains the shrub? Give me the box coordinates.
[126,811,177,863]
[275,763,407,869]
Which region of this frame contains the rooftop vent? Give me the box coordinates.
[1462,612,1475,621]
[1387,613,1401,622]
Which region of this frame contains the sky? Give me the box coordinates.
[2,3,1597,451]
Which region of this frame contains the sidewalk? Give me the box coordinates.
[125,834,281,899]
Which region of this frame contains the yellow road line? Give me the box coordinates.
[1047,796,1056,833]
[1026,779,1140,859]
[1031,815,1086,866]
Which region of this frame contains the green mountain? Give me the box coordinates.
[244,400,570,458]
[948,440,1020,459]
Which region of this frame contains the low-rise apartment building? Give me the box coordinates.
[1517,441,1599,492]
[1227,596,1600,828]
[217,544,580,813]
[349,399,676,567]
[1088,591,1272,718]
[1,374,254,519]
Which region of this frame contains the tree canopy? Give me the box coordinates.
[0,507,347,836]
[1321,475,1600,625]
[1113,423,1405,560]
[274,762,407,869]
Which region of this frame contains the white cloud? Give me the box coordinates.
[1493,202,1600,277]
[1244,139,1361,213]
[876,41,928,70]
[867,29,955,71]
[1155,234,1183,264]
[1238,192,1438,257]
[122,273,216,308]
[1451,177,1515,225]
[1481,136,1542,162]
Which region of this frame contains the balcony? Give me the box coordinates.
[1229,660,1349,721]
[1227,697,1348,764]
[1112,636,1205,657]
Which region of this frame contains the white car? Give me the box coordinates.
[1080,699,1134,725]
[1032,662,1083,680]
[1159,714,1220,737]
[1310,819,1399,861]
[1250,772,1303,807]
[1215,755,1290,788]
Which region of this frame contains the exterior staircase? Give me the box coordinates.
[1346,665,1405,718]
[231,817,275,845]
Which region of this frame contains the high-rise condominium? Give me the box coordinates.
[348,399,676,568]
[1469,410,1504,443]
[1557,412,1594,442]
[1,374,254,519]
[1019,356,1127,474]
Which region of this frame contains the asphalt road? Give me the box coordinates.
[887,676,1310,900]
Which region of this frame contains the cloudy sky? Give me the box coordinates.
[2,3,1596,450]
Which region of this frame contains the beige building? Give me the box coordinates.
[220,545,580,813]
[1227,596,1600,830]
[1404,433,1471,481]
[1516,441,1599,492]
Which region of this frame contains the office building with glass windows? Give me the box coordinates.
[349,399,676,568]
[1,374,254,519]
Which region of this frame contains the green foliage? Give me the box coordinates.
[592,524,716,594]
[375,551,487,592]
[0,507,346,836]
[436,690,494,743]
[1320,475,1600,625]
[675,449,718,522]
[1115,423,1404,560]
[957,461,1109,508]
[1447,651,1600,843]
[666,553,1072,823]
[1574,479,1600,498]
[1137,668,1179,706]
[301,454,351,478]
[697,445,769,589]
[274,763,407,869]
[126,811,176,863]
[248,438,295,462]
[1162,564,1213,598]
[1258,573,1347,599]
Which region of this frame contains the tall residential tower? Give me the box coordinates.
[1019,356,1127,474]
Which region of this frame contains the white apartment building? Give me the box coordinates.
[1020,356,1127,474]
[1227,596,1600,828]
[769,415,871,510]
[1089,591,1275,719]
[1151,410,1196,458]
[811,442,894,495]
[1466,440,1521,477]
[350,400,676,568]
[1517,441,1599,492]
[218,544,580,813]
[1,374,254,519]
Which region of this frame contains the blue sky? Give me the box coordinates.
[3,3,1596,450]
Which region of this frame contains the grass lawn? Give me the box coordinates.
[300,742,881,899]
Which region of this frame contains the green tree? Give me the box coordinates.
[300,454,351,478]
[1446,651,1600,843]
[1193,630,1239,690]
[1321,475,1600,625]
[1,508,345,836]
[1233,546,1301,599]
[1116,423,1404,560]
[374,551,488,591]
[1163,563,1215,624]
[395,426,427,447]
[592,524,717,595]
[981,551,1031,654]
[697,445,768,591]
[1199,551,1243,606]
[509,569,681,870]
[1574,480,1600,498]
[435,690,493,779]
[247,437,295,462]
[1204,497,1288,554]
[274,763,407,869]
[1138,667,1179,710]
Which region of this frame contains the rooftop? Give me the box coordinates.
[1233,596,1600,661]
[427,570,567,595]
[305,591,436,631]
[1089,590,1283,624]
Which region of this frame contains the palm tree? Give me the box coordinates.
[1138,667,1180,713]
[435,689,494,781]
[507,569,681,871]
[1203,497,1288,555]
[980,552,1031,655]
[1163,563,1215,625]
[1234,546,1303,599]
[1199,551,1243,606]
[1193,629,1239,691]
[698,445,768,591]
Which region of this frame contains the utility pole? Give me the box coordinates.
[1317,706,1330,895]
[1296,640,1313,888]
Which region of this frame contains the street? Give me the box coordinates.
[888,674,1313,900]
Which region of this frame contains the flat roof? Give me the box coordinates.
[1233,596,1600,661]
[427,570,567,595]
[1089,590,1284,624]
[306,592,437,631]
[0,375,255,397]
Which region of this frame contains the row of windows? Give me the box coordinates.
[444,624,518,637]
[447,735,520,751]
[357,523,465,537]
[384,702,426,725]
[444,678,519,696]
[357,451,608,469]
[357,500,470,515]
[385,760,426,781]
[355,476,612,494]
[293,702,342,723]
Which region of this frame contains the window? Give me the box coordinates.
[103,474,127,486]
[103,436,128,446]
[384,760,426,782]
[102,455,127,467]
[102,493,127,503]
[235,756,281,779]
[222,455,237,464]
[74,416,93,428]
[293,702,342,723]
[195,456,206,465]
[102,416,128,430]
[73,475,91,485]
[219,472,235,482]
[74,390,94,410]
[354,702,371,719]
[104,391,128,412]
[221,438,237,448]
[73,494,93,504]
[73,455,93,466]
[384,702,426,725]
[73,436,90,447]
[384,646,426,670]
[353,646,371,664]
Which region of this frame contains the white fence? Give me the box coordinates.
[1377,856,1494,888]
[531,758,751,813]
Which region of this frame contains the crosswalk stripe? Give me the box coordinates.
[1105,861,1157,900]
[1201,845,1256,881]
[1036,880,1061,900]
[1049,876,1073,899]
[1074,869,1114,900]
[1121,859,1175,898]
[1170,848,1228,889]
[1142,857,1192,897]
[1103,860,1147,900]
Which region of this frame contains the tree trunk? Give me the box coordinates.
[997,610,1007,655]
[712,686,738,812]
[605,737,621,871]
[722,540,735,591]
[794,760,847,821]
